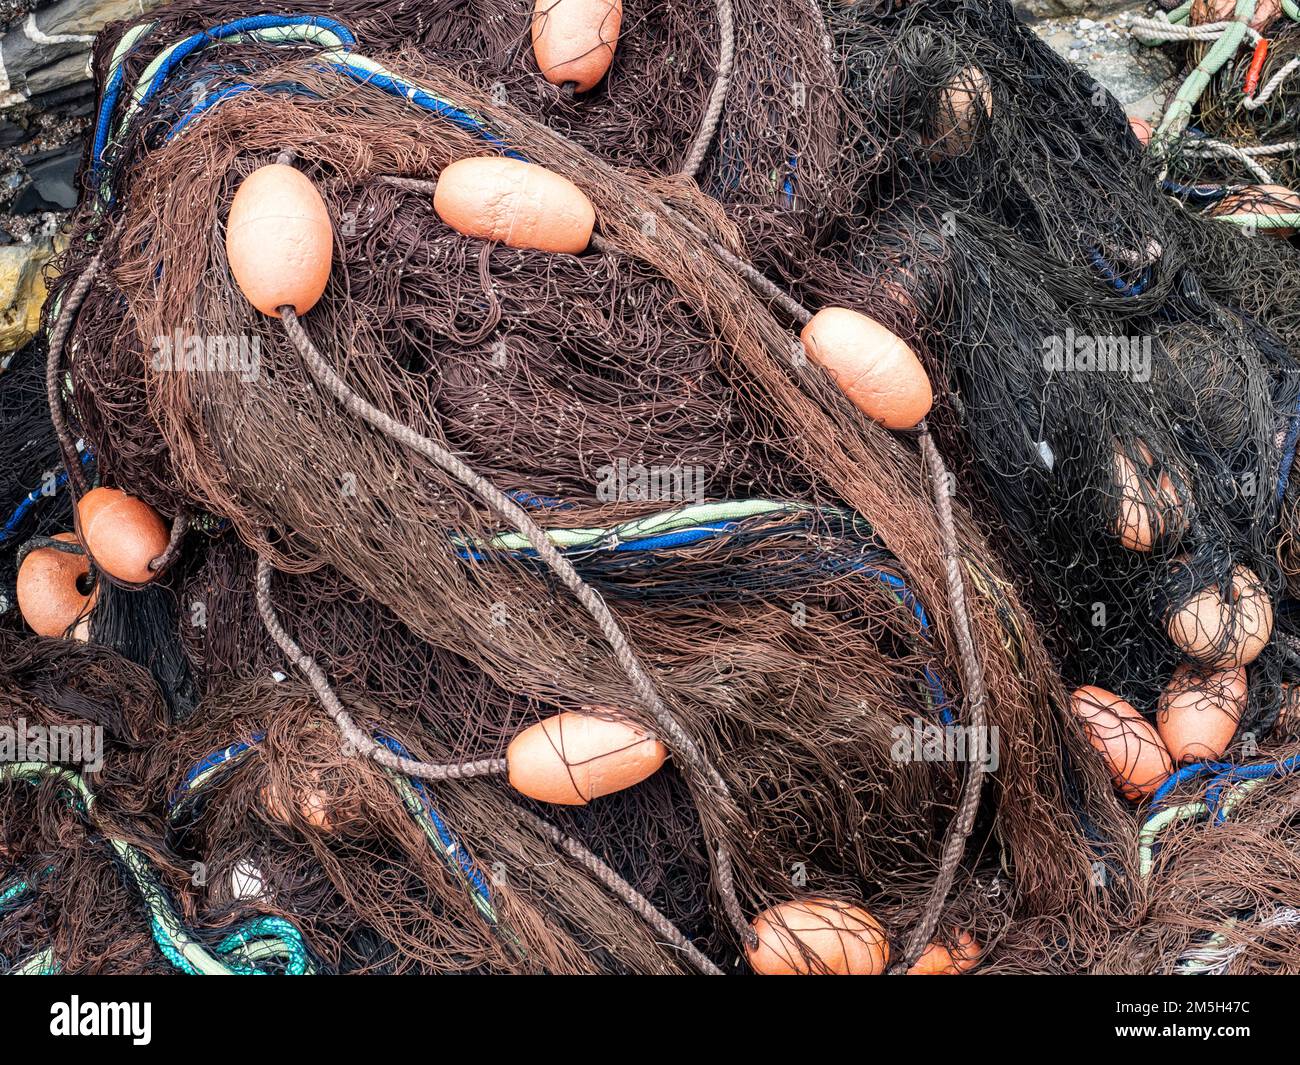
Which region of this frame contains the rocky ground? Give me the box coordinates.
[0,0,1174,356]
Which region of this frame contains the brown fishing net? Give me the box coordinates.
[3,0,1300,974]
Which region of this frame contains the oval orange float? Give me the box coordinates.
[929,66,992,159]
[1156,663,1245,764]
[434,157,595,255]
[17,532,94,639]
[1210,183,1300,239]
[747,899,889,975]
[800,307,933,430]
[1071,685,1172,801]
[226,163,333,317]
[507,711,667,805]
[1111,441,1186,552]
[907,930,981,974]
[76,486,169,585]
[531,0,622,93]
[1166,564,1272,668]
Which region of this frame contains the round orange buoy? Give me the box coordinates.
[1129,116,1152,147]
[1191,0,1281,32]
[907,930,981,974]
[1166,564,1273,668]
[434,157,595,254]
[226,163,333,317]
[1111,441,1186,552]
[531,0,623,93]
[1156,663,1245,764]
[747,899,889,975]
[17,532,94,639]
[76,487,169,585]
[261,780,340,833]
[929,66,992,159]
[801,307,933,429]
[1071,685,1173,801]
[506,711,667,805]
[1210,184,1300,239]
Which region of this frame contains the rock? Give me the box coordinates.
[1031,6,1176,124]
[0,233,52,351]
[1015,1,1147,20]
[10,140,77,211]
[0,0,164,112]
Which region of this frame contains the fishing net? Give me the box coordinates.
[6,0,1300,974]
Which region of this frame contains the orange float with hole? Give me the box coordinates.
[800,307,933,430]
[531,0,623,93]
[907,930,981,974]
[434,157,595,255]
[226,163,333,317]
[746,899,889,975]
[1166,564,1273,668]
[506,711,667,805]
[1156,663,1245,764]
[16,532,94,639]
[76,487,170,585]
[1071,685,1173,801]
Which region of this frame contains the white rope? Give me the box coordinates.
[1244,55,1300,106]
[1130,15,1264,45]
[1176,908,1300,975]
[1183,137,1284,180]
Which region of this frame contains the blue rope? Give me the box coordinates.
[374,734,493,906]
[93,15,356,176]
[0,449,95,544]
[327,60,519,157]
[1087,247,1151,297]
[1276,391,1300,505]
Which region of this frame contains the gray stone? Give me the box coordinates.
[1030,6,1176,122]
[0,0,164,112]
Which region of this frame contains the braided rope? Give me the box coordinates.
[679,0,735,180]
[889,427,989,973]
[256,556,508,780]
[277,307,757,949]
[45,251,103,498]
[511,804,723,974]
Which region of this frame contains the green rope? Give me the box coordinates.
[0,762,313,975]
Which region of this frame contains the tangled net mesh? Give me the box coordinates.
[1,0,1299,973]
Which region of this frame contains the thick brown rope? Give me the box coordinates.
[889,426,990,973]
[256,554,508,780]
[679,0,736,180]
[45,250,103,498]
[278,306,758,949]
[148,511,191,574]
[511,803,723,975]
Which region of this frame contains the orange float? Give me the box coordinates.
[747,899,889,975]
[531,0,623,93]
[434,157,595,255]
[226,163,333,317]
[929,66,992,159]
[16,532,94,639]
[506,711,667,805]
[1166,564,1273,668]
[908,930,981,974]
[1210,184,1300,239]
[800,307,933,429]
[76,486,169,585]
[1111,441,1186,552]
[1156,663,1245,763]
[1071,685,1173,800]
